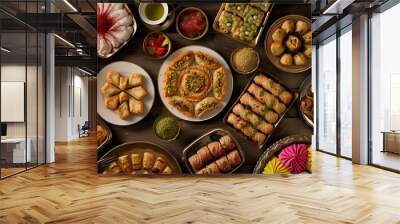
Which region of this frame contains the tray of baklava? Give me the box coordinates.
[182,129,245,174]
[213,3,273,47]
[98,142,182,175]
[223,69,298,149]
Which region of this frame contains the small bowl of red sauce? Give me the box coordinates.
[176,7,208,40]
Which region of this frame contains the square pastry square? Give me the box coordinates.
[218,11,241,33]
[224,3,247,17]
[232,21,258,42]
[243,5,265,27]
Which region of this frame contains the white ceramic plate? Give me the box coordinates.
[158,45,233,122]
[97,61,155,126]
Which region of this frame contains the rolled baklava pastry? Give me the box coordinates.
[227,150,241,167]
[207,141,225,158]
[196,168,208,175]
[239,93,280,123]
[152,156,167,173]
[143,152,155,170]
[206,162,221,174]
[219,135,236,151]
[118,155,132,173]
[197,146,213,164]
[162,166,173,174]
[188,154,203,171]
[253,74,292,105]
[232,104,273,135]
[130,153,142,170]
[215,156,232,173]
[248,83,286,114]
[108,161,121,175]
[227,113,266,145]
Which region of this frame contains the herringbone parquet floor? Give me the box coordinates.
[1,136,400,224]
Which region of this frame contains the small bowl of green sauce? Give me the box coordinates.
[153,116,181,141]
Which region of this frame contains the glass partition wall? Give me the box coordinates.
[0,1,46,179]
[370,2,400,171]
[316,25,353,159]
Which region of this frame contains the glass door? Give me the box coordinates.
[370,2,400,171]
[0,0,47,179]
[317,35,337,155]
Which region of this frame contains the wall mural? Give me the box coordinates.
[96,2,314,176]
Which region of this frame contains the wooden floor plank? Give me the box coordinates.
[0,136,399,223]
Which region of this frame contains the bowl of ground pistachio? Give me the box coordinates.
[153,116,181,141]
[230,47,260,75]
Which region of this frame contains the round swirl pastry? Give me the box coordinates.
[178,66,212,102]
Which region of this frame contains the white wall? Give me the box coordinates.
[54,67,89,141]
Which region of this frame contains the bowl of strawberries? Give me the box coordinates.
[176,7,208,40]
[143,31,172,59]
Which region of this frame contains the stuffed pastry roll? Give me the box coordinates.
[247,84,286,114]
[227,113,266,145]
[195,97,219,118]
[219,135,236,152]
[152,156,167,174]
[130,153,142,170]
[170,51,194,71]
[253,74,293,105]
[163,69,179,97]
[207,141,225,158]
[168,96,194,117]
[162,166,173,174]
[213,67,226,101]
[188,154,203,171]
[197,146,213,164]
[108,162,121,175]
[143,152,155,170]
[206,162,221,174]
[232,103,273,135]
[227,150,242,167]
[216,156,232,173]
[118,155,131,173]
[194,52,221,70]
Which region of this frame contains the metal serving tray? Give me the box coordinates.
[182,128,245,174]
[212,3,273,47]
[223,68,299,150]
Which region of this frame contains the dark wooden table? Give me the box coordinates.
[99,3,312,173]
